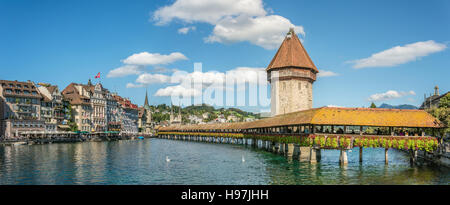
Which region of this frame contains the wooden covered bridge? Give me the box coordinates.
[157,107,444,165]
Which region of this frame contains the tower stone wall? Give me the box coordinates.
[270,71,313,116]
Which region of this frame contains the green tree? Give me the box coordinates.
[439,93,450,108]
[370,102,377,108]
[67,105,78,131]
[204,112,218,122]
[427,107,450,137]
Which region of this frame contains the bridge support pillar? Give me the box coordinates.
[359,147,363,163]
[286,143,295,159]
[340,149,348,165]
[293,144,300,160]
[299,147,310,162]
[283,143,288,156]
[251,138,257,148]
[281,143,286,155]
[316,149,321,162]
[274,142,280,153]
[262,141,267,150]
[310,148,317,164]
[409,149,418,166]
[386,148,389,165]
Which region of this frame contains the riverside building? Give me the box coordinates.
[37,84,68,132]
[0,80,45,138]
[62,82,94,132]
[420,86,449,109]
[113,94,139,134]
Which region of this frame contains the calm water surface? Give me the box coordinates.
[0,138,448,185]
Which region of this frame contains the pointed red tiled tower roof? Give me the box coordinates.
[266,28,318,72]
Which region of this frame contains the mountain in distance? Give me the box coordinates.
[378,103,418,109]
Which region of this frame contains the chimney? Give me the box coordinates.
[434,85,439,96]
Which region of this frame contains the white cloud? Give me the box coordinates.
[151,66,179,73]
[107,52,187,78]
[136,73,171,84]
[205,15,304,49]
[178,26,196,34]
[151,67,267,98]
[107,65,145,78]
[153,0,266,25]
[155,85,202,97]
[317,70,338,77]
[350,40,447,69]
[326,105,345,108]
[122,52,188,66]
[367,90,416,102]
[126,83,146,88]
[152,0,305,50]
[131,67,266,87]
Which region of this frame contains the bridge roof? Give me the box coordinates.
[159,107,443,131]
[246,107,443,128]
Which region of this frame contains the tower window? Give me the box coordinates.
[298,82,302,90]
[283,82,286,90]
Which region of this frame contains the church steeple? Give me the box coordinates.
[144,89,150,109]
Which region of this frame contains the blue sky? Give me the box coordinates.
[1,0,449,112]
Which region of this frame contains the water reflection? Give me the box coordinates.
[0,139,448,185]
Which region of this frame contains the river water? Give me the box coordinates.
[0,138,448,185]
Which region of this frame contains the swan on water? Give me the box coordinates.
[242,156,245,163]
[166,156,171,162]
